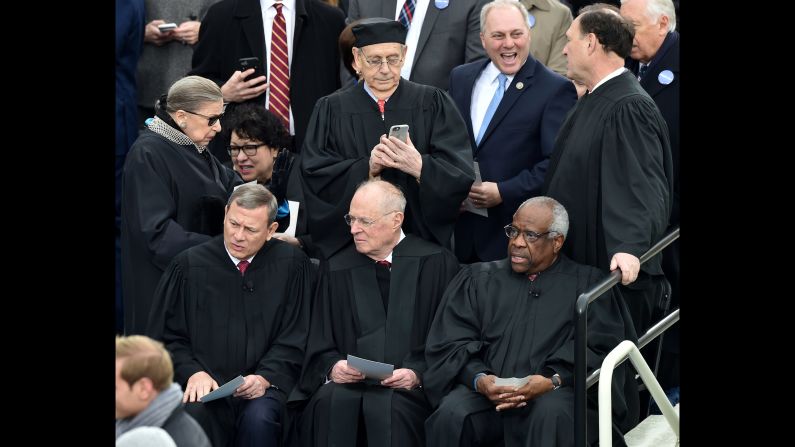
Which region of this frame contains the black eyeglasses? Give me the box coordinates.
[344,211,399,227]
[228,143,266,157]
[184,110,224,126]
[503,225,555,242]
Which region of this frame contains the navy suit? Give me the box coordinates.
[626,31,680,388]
[449,57,576,262]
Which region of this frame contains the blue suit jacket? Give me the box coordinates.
[449,57,576,261]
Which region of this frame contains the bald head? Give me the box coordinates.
[348,180,406,260]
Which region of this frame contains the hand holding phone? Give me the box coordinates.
[388,124,409,144]
[157,22,177,32]
[238,57,265,83]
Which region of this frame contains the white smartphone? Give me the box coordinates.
[389,124,409,143]
[158,22,177,32]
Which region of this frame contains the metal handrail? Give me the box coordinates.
[586,309,680,389]
[574,227,679,447]
[598,340,680,446]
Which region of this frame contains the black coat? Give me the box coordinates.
[121,130,241,335]
[191,0,345,158]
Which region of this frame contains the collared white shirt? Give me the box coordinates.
[261,0,296,135]
[591,66,627,93]
[379,229,406,265]
[225,244,256,269]
[471,62,515,139]
[395,0,431,79]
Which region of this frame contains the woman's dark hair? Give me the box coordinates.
[224,102,291,150]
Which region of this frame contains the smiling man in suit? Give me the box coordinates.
[449,0,576,263]
[348,0,490,90]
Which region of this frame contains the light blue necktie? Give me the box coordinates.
[476,73,507,145]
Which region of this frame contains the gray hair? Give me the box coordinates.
[227,183,278,224]
[165,75,223,114]
[620,0,676,32]
[355,178,406,213]
[480,0,529,33]
[517,196,569,239]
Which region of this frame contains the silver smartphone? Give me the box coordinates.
[157,22,177,32]
[389,124,409,143]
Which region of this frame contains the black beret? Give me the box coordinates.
[352,18,407,47]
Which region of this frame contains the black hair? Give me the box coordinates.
[224,102,291,150]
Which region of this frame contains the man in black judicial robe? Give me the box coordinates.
[147,183,312,447]
[543,9,673,337]
[300,18,475,259]
[292,179,461,446]
[424,197,634,447]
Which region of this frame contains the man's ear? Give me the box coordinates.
[133,377,156,400]
[658,15,670,35]
[552,234,565,254]
[392,211,404,230]
[267,221,279,238]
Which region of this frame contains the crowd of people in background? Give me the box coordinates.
[115,0,679,445]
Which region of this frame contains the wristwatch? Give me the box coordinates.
[550,373,562,390]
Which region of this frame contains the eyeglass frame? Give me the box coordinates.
[227,143,268,157]
[344,210,401,227]
[503,224,556,243]
[184,109,225,127]
[358,48,404,69]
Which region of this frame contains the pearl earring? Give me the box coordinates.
[179,122,186,128]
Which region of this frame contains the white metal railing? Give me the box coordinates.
[598,340,680,446]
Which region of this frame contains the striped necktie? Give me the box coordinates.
[398,0,416,29]
[269,1,290,128]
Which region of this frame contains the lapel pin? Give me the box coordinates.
[516,82,524,90]
[658,69,674,85]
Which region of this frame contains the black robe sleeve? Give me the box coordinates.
[410,89,476,247]
[147,259,206,383]
[600,98,672,273]
[423,265,493,407]
[299,96,371,258]
[539,269,632,387]
[293,259,342,399]
[123,145,215,270]
[254,252,313,394]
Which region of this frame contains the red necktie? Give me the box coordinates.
[376,260,391,268]
[237,260,250,275]
[377,99,385,120]
[269,2,290,128]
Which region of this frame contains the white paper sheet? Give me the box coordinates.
[462,161,488,217]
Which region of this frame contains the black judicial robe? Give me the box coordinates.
[543,71,673,337]
[300,80,475,259]
[293,235,461,446]
[423,256,634,447]
[121,130,242,335]
[543,71,673,279]
[147,236,311,442]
